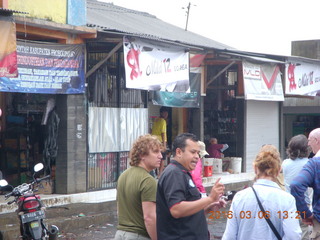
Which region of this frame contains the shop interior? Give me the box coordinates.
[0,92,54,186]
[204,65,239,158]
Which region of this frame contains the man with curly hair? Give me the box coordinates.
[115,134,163,240]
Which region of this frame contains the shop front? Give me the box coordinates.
[85,36,203,190]
[0,7,96,193]
[282,57,320,156]
[203,53,285,174]
[0,40,87,193]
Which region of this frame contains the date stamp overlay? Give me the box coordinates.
[208,210,306,220]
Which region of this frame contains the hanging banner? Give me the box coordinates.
[285,59,320,96]
[152,67,200,108]
[243,60,284,101]
[0,15,18,78]
[88,107,148,153]
[0,41,85,94]
[123,36,189,92]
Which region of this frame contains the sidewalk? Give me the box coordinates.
[0,172,254,213]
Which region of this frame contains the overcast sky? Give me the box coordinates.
[104,0,320,56]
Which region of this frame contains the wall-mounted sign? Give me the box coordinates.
[243,60,284,101]
[0,41,85,94]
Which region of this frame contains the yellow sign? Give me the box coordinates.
[9,0,67,24]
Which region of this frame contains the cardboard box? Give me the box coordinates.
[36,180,53,194]
[4,136,27,149]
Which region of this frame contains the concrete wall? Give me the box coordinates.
[9,0,67,23]
[291,40,320,60]
[56,94,87,194]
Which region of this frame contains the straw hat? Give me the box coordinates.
[198,141,209,158]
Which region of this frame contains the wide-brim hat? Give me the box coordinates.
[198,141,209,158]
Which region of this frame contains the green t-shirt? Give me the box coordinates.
[117,166,157,237]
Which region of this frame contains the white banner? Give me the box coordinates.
[285,60,320,96]
[88,107,148,153]
[243,60,284,101]
[123,36,189,92]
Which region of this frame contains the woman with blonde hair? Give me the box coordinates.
[222,144,301,240]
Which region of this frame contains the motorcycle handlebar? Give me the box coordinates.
[4,192,13,199]
[4,175,51,199]
[35,175,51,184]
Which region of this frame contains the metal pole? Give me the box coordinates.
[185,2,191,31]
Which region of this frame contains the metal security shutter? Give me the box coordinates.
[245,101,280,173]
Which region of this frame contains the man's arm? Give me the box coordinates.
[142,201,157,240]
[290,160,314,219]
[170,178,224,218]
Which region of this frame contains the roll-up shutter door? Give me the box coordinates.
[245,101,280,172]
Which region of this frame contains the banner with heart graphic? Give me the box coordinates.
[285,59,320,96]
[243,60,284,101]
[123,36,189,92]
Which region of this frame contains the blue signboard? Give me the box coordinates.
[0,41,85,94]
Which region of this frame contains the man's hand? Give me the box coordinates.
[206,198,227,212]
[302,215,314,226]
[208,178,225,202]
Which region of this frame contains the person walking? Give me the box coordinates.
[291,128,320,239]
[282,134,312,240]
[114,134,162,240]
[222,144,301,240]
[156,133,225,240]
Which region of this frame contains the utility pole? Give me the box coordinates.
[185,2,191,31]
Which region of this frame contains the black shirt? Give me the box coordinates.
[156,160,209,240]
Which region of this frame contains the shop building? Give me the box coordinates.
[0,0,97,193]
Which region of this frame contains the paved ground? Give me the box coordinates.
[58,205,230,240]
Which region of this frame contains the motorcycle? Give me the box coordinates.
[0,163,59,240]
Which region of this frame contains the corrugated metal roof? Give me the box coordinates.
[87,0,234,50]
[0,8,28,14]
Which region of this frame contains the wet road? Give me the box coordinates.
[58,206,229,240]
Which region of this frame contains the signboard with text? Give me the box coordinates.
[243,60,284,101]
[285,59,320,96]
[123,36,189,92]
[0,41,85,94]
